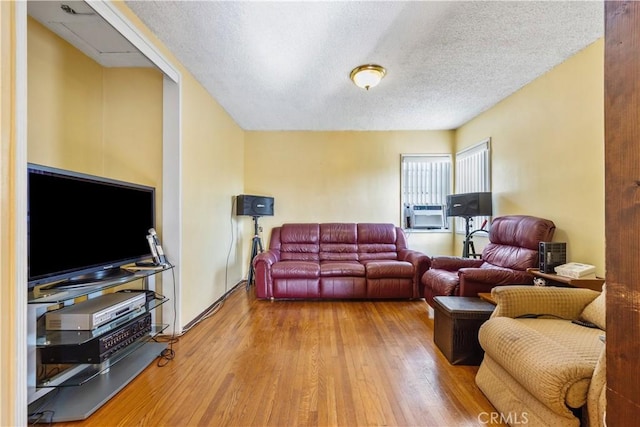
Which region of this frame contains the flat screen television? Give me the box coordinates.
[27,163,156,290]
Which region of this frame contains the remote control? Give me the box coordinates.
[571,319,599,329]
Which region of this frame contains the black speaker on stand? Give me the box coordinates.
[236,195,274,290]
[445,192,492,258]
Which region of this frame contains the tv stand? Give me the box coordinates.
[27,264,172,422]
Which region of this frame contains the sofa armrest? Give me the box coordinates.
[253,249,279,266]
[490,285,601,320]
[252,250,280,299]
[430,256,484,271]
[398,249,431,271]
[398,249,431,297]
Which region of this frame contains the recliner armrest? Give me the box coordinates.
[459,267,531,284]
[430,256,484,271]
[490,285,601,320]
[458,267,533,297]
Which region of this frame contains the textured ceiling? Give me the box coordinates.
[126,1,601,131]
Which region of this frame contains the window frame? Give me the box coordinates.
[454,138,492,234]
[400,153,453,232]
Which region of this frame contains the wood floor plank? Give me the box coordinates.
[52,287,503,427]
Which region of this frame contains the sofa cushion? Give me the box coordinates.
[320,262,365,277]
[319,223,358,262]
[272,261,320,279]
[357,223,399,261]
[580,284,606,330]
[280,223,320,261]
[365,260,413,279]
[479,317,604,414]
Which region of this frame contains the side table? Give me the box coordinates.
[526,268,605,291]
[432,296,495,365]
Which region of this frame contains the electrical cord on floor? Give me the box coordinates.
[174,197,240,337]
[224,196,237,295]
[177,281,244,336]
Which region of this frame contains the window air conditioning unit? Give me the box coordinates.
[409,205,445,229]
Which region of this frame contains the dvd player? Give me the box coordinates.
[46,292,146,330]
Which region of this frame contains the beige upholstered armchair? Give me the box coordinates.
[476,285,606,427]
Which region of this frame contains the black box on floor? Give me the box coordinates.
[432,296,495,365]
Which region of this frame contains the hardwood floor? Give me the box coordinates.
[55,286,501,426]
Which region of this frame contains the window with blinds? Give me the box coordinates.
[454,139,491,233]
[401,154,452,230]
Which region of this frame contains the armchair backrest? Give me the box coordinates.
[482,215,556,270]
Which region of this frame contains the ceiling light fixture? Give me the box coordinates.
[350,64,386,90]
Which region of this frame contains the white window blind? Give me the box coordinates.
[401,154,452,230]
[454,139,491,233]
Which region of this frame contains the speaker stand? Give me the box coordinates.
[462,216,475,258]
[246,215,264,290]
[462,217,489,258]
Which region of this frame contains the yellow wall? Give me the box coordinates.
[456,39,605,275]
[27,18,162,185]
[180,75,245,318]
[104,3,247,323]
[27,10,246,325]
[27,18,104,171]
[102,68,164,188]
[244,131,455,256]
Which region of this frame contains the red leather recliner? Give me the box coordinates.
[422,215,556,306]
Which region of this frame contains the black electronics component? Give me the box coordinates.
[446,192,492,217]
[236,194,274,217]
[539,241,567,273]
[40,312,152,364]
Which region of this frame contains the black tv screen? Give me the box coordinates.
[27,164,155,288]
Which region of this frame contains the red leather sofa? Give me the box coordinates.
[421,215,556,306]
[252,223,430,299]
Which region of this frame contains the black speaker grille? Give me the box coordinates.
[236,194,274,216]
